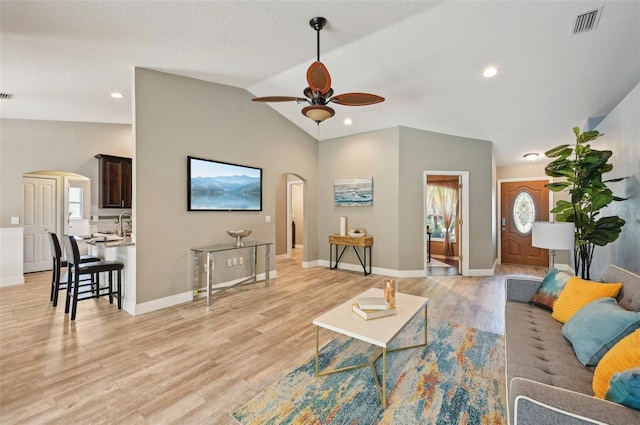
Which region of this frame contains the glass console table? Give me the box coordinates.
[191,241,273,306]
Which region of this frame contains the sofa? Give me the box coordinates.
[505,265,640,425]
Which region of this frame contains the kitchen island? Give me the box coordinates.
[85,236,136,314]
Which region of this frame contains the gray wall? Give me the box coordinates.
[318,127,400,270]
[318,125,496,272]
[134,68,318,303]
[398,126,496,271]
[590,82,640,276]
[0,119,132,227]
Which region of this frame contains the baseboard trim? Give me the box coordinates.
[133,271,278,316]
[316,260,426,278]
[134,291,192,316]
[0,276,25,287]
[467,268,495,276]
[303,260,321,269]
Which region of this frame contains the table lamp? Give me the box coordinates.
[532,222,574,268]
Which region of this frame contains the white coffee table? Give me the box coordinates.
[313,287,429,408]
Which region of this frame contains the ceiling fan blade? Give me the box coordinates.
[330,92,385,106]
[251,96,306,102]
[306,61,332,96]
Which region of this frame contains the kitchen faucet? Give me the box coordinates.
[117,211,132,237]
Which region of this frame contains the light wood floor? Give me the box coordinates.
[0,250,545,424]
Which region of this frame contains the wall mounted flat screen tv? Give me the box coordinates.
[187,156,262,211]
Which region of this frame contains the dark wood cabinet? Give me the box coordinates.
[95,154,132,208]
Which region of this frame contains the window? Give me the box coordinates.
[513,191,535,234]
[68,187,83,219]
[426,185,457,242]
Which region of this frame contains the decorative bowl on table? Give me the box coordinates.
[227,229,252,247]
[348,229,366,238]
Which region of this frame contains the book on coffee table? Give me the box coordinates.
[356,296,388,310]
[352,303,396,320]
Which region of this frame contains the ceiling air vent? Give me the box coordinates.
[573,6,603,34]
[0,92,14,100]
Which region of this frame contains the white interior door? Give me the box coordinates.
[23,176,57,272]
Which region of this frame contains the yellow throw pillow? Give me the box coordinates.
[551,277,622,324]
[593,330,640,398]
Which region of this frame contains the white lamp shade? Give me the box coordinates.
[532,222,574,250]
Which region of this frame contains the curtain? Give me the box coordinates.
[426,182,435,234]
[434,181,459,257]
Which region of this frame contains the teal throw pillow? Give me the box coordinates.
[605,367,640,410]
[562,297,640,366]
[530,268,572,311]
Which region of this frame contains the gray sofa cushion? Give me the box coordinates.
[505,302,594,394]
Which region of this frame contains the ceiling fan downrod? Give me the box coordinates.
[309,17,326,62]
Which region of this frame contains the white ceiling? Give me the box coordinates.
[1,1,639,166]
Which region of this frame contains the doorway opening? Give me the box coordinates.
[22,171,91,273]
[288,178,304,263]
[276,173,306,267]
[423,171,469,276]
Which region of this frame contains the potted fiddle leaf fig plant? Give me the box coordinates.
[544,127,627,280]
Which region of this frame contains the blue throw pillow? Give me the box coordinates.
[605,368,640,410]
[562,297,640,366]
[530,268,572,311]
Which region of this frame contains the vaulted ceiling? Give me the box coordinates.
[1,1,639,166]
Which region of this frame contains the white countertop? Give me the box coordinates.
[82,235,135,247]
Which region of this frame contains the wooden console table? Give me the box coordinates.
[329,234,373,275]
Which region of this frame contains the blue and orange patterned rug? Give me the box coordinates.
[232,318,506,425]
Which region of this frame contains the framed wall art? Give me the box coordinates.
[334,177,373,206]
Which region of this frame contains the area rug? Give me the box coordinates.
[232,318,506,425]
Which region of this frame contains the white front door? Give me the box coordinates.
[23,176,57,272]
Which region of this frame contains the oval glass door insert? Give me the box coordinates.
[513,191,535,234]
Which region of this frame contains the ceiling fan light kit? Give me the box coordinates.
[302,105,335,122]
[252,17,384,125]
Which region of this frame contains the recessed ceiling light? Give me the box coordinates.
[343,118,352,125]
[524,153,539,161]
[483,67,498,78]
[110,92,124,99]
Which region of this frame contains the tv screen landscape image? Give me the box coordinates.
[187,156,262,211]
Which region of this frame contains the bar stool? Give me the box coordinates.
[48,232,101,307]
[62,235,124,321]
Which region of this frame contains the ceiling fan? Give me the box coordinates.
[252,17,385,125]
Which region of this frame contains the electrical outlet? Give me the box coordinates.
[239,256,244,265]
[227,259,233,267]
[232,257,238,266]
